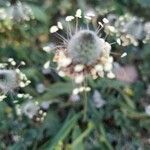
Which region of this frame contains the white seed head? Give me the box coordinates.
[107,71,115,79]
[73,88,80,95]
[50,26,59,33]
[116,38,121,45]
[43,61,50,69]
[98,22,104,27]
[75,74,84,84]
[78,86,91,92]
[67,30,105,65]
[94,64,103,72]
[103,41,111,52]
[121,52,127,58]
[85,87,91,92]
[57,22,63,30]
[58,71,66,77]
[74,64,84,72]
[107,25,116,33]
[65,16,74,22]
[102,18,109,24]
[59,57,72,67]
[104,63,113,72]
[97,70,104,78]
[75,9,82,18]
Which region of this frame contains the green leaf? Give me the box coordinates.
[40,111,81,150]
[94,78,126,90]
[122,94,135,110]
[37,82,73,102]
[72,122,94,149]
[30,5,48,23]
[99,124,114,150]
[72,125,84,150]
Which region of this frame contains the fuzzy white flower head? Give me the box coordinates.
[7,1,34,21]
[21,101,39,119]
[123,17,145,40]
[67,30,105,65]
[0,70,19,93]
[106,14,147,46]
[0,60,30,94]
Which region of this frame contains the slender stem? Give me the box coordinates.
[110,41,117,45]
[96,25,103,35]
[55,32,68,43]
[104,33,109,40]
[75,17,78,33]
[67,22,72,38]
[83,76,88,121]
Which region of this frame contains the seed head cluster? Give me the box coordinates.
[50,9,115,84]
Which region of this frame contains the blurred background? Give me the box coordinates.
[0,0,150,149]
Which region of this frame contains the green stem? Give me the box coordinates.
[83,77,88,122]
[72,122,94,147]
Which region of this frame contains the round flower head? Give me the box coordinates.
[67,30,104,65]
[50,9,115,84]
[7,1,33,22]
[105,14,147,46]
[123,17,145,40]
[0,69,19,93]
[21,101,39,119]
[0,60,30,95]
